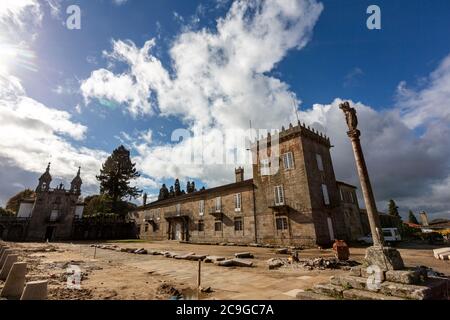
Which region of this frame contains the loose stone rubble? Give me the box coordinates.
[90,244,254,268]
[297,265,450,300]
[433,248,450,260]
[267,257,359,271]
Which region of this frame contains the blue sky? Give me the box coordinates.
[1,0,450,219]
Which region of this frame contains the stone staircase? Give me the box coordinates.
[297,266,449,300]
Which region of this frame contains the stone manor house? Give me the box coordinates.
[131,122,369,247]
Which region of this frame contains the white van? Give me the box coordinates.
[357,228,402,246]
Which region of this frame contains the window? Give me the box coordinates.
[198,220,204,232]
[215,197,222,212]
[276,217,288,230]
[199,200,205,216]
[260,158,270,176]
[214,220,222,231]
[322,184,330,205]
[316,153,324,171]
[339,188,344,201]
[50,209,59,222]
[274,185,285,205]
[234,193,242,212]
[234,217,243,231]
[282,152,294,170]
[383,230,392,237]
[349,192,355,204]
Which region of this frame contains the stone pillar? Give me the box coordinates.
[0,262,27,299]
[340,102,404,270]
[0,249,13,269]
[21,280,48,300]
[0,254,18,280]
[0,245,7,258]
[346,129,383,246]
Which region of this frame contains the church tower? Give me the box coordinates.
[70,167,82,196]
[36,163,52,192]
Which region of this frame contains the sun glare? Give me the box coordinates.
[0,33,37,75]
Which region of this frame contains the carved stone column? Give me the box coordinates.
[340,102,404,270]
[347,129,383,246]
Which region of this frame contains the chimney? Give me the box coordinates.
[420,211,429,226]
[235,167,244,182]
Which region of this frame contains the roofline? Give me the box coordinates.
[138,179,254,209]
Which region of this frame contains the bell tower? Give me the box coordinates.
[36,163,52,192]
[70,167,82,196]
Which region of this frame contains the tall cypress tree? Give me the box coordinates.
[388,199,400,217]
[408,210,419,224]
[97,145,141,213]
[174,178,181,196]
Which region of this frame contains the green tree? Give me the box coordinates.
[84,194,113,216]
[84,194,137,217]
[6,189,36,214]
[174,178,181,196]
[0,207,14,217]
[96,145,141,214]
[408,210,419,224]
[388,199,400,217]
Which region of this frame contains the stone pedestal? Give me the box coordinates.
[364,246,404,271]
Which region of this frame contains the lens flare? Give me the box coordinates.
[0,34,37,75]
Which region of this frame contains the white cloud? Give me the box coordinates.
[112,0,128,6]
[0,74,108,191]
[396,55,450,129]
[139,129,153,144]
[81,0,323,187]
[0,0,42,30]
[79,0,449,219]
[81,0,323,126]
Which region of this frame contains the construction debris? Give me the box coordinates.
[433,247,450,260]
[267,257,359,270]
[217,259,253,267]
[234,252,254,259]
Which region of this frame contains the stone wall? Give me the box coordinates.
[337,182,365,240]
[25,189,78,241]
[136,184,256,244]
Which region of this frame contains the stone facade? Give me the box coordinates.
[0,164,85,241]
[132,122,355,247]
[337,181,364,240]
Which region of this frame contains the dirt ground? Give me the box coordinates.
[1,240,449,300]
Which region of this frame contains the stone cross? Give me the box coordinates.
[339,101,384,246]
[339,101,404,270]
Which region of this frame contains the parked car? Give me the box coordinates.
[357,228,402,246]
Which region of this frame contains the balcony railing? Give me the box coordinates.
[164,211,191,219]
[208,206,223,217]
[268,200,292,213]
